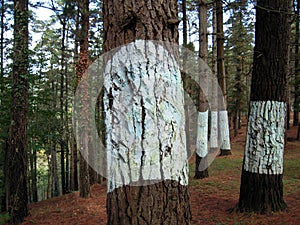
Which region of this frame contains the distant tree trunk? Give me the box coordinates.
[6,0,29,223]
[182,0,191,157]
[210,4,218,149]
[60,20,66,195]
[216,0,231,156]
[195,0,209,179]
[233,9,243,137]
[51,140,60,197]
[238,0,290,213]
[50,78,60,197]
[0,0,5,212]
[78,0,90,198]
[294,0,300,139]
[29,140,38,202]
[71,7,80,192]
[64,29,70,193]
[103,0,191,224]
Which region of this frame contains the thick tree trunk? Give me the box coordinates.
[6,0,29,223]
[195,0,209,179]
[216,0,231,156]
[103,0,191,224]
[238,0,290,213]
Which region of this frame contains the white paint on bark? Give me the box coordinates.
[219,110,231,150]
[244,101,286,175]
[103,40,188,192]
[196,110,209,157]
[210,111,218,148]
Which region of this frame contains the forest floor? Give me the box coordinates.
[18,124,300,225]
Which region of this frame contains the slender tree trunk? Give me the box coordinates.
[60,20,66,195]
[103,0,191,224]
[216,0,231,156]
[238,0,291,213]
[294,0,300,138]
[51,140,60,197]
[6,0,29,223]
[195,0,209,179]
[210,4,218,150]
[30,140,38,202]
[71,7,80,192]
[78,0,90,198]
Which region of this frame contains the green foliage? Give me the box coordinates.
[0,213,10,225]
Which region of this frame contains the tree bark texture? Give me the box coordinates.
[77,0,91,198]
[216,0,231,155]
[6,0,29,223]
[238,0,291,213]
[195,0,209,179]
[103,0,191,224]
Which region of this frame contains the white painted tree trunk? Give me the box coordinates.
[210,111,218,148]
[244,101,286,174]
[196,110,209,157]
[219,110,231,150]
[103,40,188,192]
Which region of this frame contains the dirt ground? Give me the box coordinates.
[19,125,300,225]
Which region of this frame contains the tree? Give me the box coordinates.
[238,0,291,213]
[77,0,90,198]
[216,0,231,156]
[103,0,191,224]
[6,0,29,223]
[194,0,209,179]
[293,0,300,139]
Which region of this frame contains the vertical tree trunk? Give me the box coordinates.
[195,0,209,179]
[6,0,29,223]
[60,21,66,195]
[30,141,38,202]
[210,4,218,150]
[70,7,80,192]
[51,140,60,197]
[238,0,291,213]
[216,0,231,156]
[294,0,300,135]
[103,0,191,224]
[77,0,90,198]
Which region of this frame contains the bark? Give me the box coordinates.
[103,0,191,224]
[238,0,291,213]
[60,21,66,195]
[294,0,300,132]
[6,0,29,223]
[51,141,60,197]
[216,0,231,155]
[195,0,209,179]
[78,0,90,198]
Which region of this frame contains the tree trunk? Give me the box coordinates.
[103,0,191,224]
[294,0,300,132]
[195,0,209,179]
[60,20,66,195]
[216,0,231,156]
[51,141,60,197]
[77,0,90,198]
[6,0,29,223]
[238,0,291,213]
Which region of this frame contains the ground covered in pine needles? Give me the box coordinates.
[18,124,300,225]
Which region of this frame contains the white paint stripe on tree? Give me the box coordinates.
[219,110,231,150]
[104,40,188,192]
[196,110,209,157]
[210,111,218,148]
[244,101,286,175]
